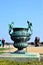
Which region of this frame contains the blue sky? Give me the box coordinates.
[0,0,43,42]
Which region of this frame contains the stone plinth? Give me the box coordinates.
[0,52,40,62]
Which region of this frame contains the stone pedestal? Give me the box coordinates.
[0,52,40,62]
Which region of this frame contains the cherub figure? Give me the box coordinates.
[9,22,14,34]
[27,21,32,34]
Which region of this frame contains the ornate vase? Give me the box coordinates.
[9,21,32,54]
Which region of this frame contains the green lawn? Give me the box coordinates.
[0,48,9,51]
[0,52,4,54]
[0,48,9,54]
[0,60,43,65]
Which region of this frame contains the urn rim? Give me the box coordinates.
[13,28,28,31]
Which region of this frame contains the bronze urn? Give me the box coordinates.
[9,21,32,53]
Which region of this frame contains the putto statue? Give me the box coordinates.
[9,22,14,34]
[27,21,33,34]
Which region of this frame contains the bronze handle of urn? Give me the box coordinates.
[27,21,33,35]
[8,22,14,36]
[8,21,33,36]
